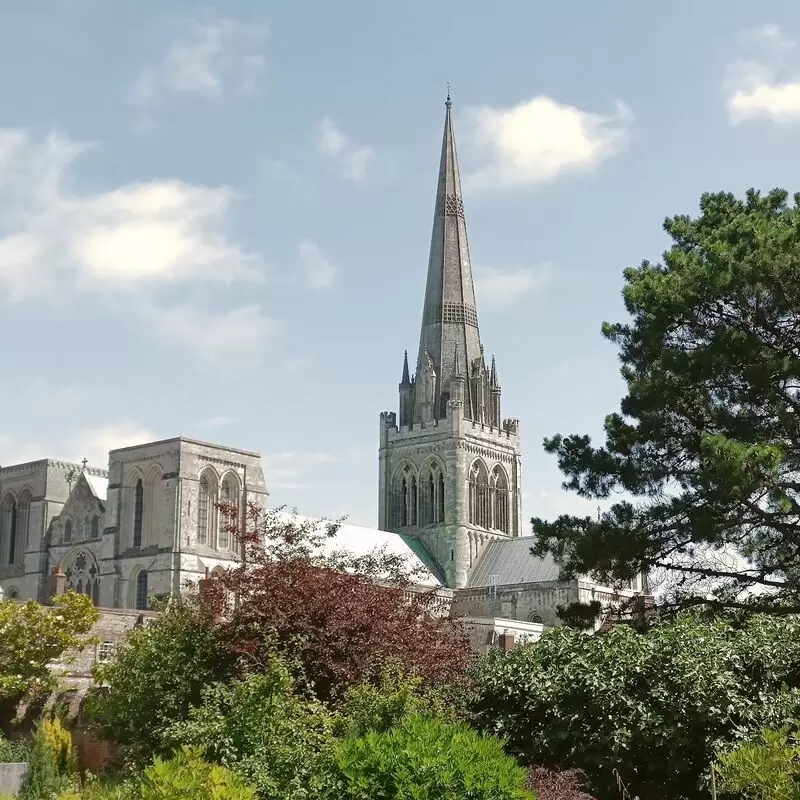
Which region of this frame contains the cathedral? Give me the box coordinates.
[0,98,644,647]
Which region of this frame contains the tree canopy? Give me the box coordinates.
[533,188,800,614]
[0,592,98,700]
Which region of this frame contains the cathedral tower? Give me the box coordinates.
[378,96,522,589]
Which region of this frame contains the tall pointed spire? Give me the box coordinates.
[400,350,411,385]
[415,95,483,421]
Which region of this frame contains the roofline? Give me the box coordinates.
[109,436,261,459]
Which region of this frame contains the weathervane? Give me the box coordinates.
[446,80,452,102]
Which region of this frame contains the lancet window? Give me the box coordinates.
[420,460,446,526]
[469,460,511,533]
[218,474,239,551]
[391,464,418,528]
[0,494,18,567]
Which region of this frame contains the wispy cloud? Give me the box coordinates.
[131,14,267,116]
[316,116,374,183]
[463,96,631,191]
[298,240,337,290]
[140,302,277,365]
[725,24,800,124]
[474,264,551,309]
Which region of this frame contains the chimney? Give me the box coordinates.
[499,632,515,651]
[48,566,67,603]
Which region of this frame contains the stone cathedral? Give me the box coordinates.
[0,98,644,649]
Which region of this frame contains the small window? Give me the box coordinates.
[96,642,116,663]
[135,570,149,610]
[91,516,99,539]
[64,519,72,543]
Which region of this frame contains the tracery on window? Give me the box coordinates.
[391,464,418,528]
[62,548,100,605]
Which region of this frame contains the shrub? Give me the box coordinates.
[22,719,75,800]
[715,727,800,799]
[336,714,534,800]
[165,664,338,800]
[0,735,29,763]
[139,748,256,800]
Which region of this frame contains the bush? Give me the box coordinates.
[335,714,534,800]
[139,748,256,800]
[22,719,76,800]
[87,603,233,762]
[0,735,29,763]
[715,727,800,799]
[164,664,338,800]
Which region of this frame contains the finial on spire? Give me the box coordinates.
[446,80,452,105]
[81,458,88,472]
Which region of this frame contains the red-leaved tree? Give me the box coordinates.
[204,503,470,701]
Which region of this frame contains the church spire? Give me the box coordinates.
[400,350,411,386]
[415,95,483,421]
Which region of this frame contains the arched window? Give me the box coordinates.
[218,474,239,551]
[197,475,211,546]
[62,549,100,605]
[1,495,18,567]
[491,465,510,534]
[132,479,144,548]
[468,460,490,529]
[419,461,446,526]
[91,516,100,539]
[135,571,149,610]
[64,519,73,544]
[391,464,418,529]
[18,491,31,549]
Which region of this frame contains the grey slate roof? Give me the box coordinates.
[467,537,563,588]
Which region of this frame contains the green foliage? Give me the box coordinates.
[533,188,800,613]
[336,713,534,800]
[87,603,233,761]
[471,611,800,799]
[335,665,462,739]
[0,734,29,763]
[715,727,800,800]
[22,719,76,800]
[0,593,99,699]
[139,748,256,800]
[164,663,338,800]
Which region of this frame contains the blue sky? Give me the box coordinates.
[2,1,800,528]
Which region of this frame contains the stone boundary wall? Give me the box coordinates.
[0,761,28,795]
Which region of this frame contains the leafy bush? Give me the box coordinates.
[87,603,233,761]
[336,714,533,800]
[715,727,800,799]
[22,719,76,800]
[139,748,256,800]
[165,663,338,800]
[0,593,98,700]
[471,612,800,799]
[335,665,462,739]
[0,735,29,763]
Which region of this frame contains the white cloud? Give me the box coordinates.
[132,15,267,109]
[726,24,800,123]
[298,240,337,290]
[474,264,551,309]
[141,303,277,365]
[317,116,374,183]
[76,422,156,467]
[0,129,261,301]
[463,96,631,190]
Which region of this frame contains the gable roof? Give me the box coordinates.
[468,537,562,588]
[84,474,108,501]
[276,513,444,588]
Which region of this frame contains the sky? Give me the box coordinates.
[2,1,800,529]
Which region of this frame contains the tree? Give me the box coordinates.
[211,505,471,701]
[470,611,800,799]
[532,189,800,614]
[335,714,534,800]
[87,602,234,760]
[715,727,800,800]
[0,593,98,699]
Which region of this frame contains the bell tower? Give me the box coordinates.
[378,95,522,589]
